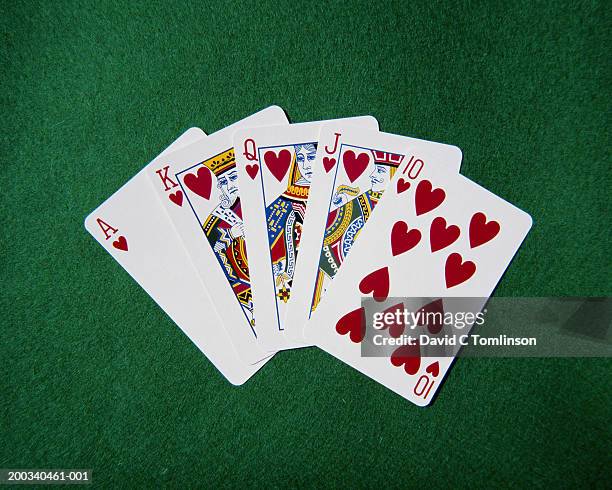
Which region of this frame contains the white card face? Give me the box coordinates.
[286,124,463,346]
[146,106,289,363]
[304,152,533,406]
[233,116,379,351]
[84,128,270,385]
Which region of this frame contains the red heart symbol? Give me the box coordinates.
[426,361,440,377]
[391,221,421,257]
[168,190,183,207]
[264,149,291,181]
[359,266,390,302]
[343,150,370,183]
[335,307,366,343]
[391,343,421,375]
[415,180,445,216]
[445,253,476,288]
[246,163,259,180]
[396,178,411,194]
[469,212,500,248]
[430,217,460,252]
[382,302,405,338]
[416,298,444,334]
[323,156,336,173]
[112,235,128,251]
[184,166,212,200]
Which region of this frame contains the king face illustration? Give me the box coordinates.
[265,143,317,303]
[201,149,254,326]
[311,149,404,310]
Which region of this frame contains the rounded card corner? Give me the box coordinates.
[83,212,95,232]
[364,115,380,130]
[264,105,289,122]
[449,144,463,163]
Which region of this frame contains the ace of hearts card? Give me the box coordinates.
[84,128,271,385]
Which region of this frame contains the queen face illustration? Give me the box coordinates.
[217,169,239,208]
[295,144,316,184]
[369,163,391,192]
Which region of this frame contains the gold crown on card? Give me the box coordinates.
[202,148,236,176]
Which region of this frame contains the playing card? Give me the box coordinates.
[233,116,379,351]
[84,128,270,385]
[304,149,533,406]
[146,106,289,362]
[286,124,463,346]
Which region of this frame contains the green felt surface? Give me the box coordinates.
[1,0,610,487]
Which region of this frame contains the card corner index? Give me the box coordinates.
[83,209,110,238]
[232,128,257,157]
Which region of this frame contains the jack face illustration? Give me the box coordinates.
[201,149,254,325]
[312,149,403,311]
[369,163,392,192]
[265,143,317,303]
